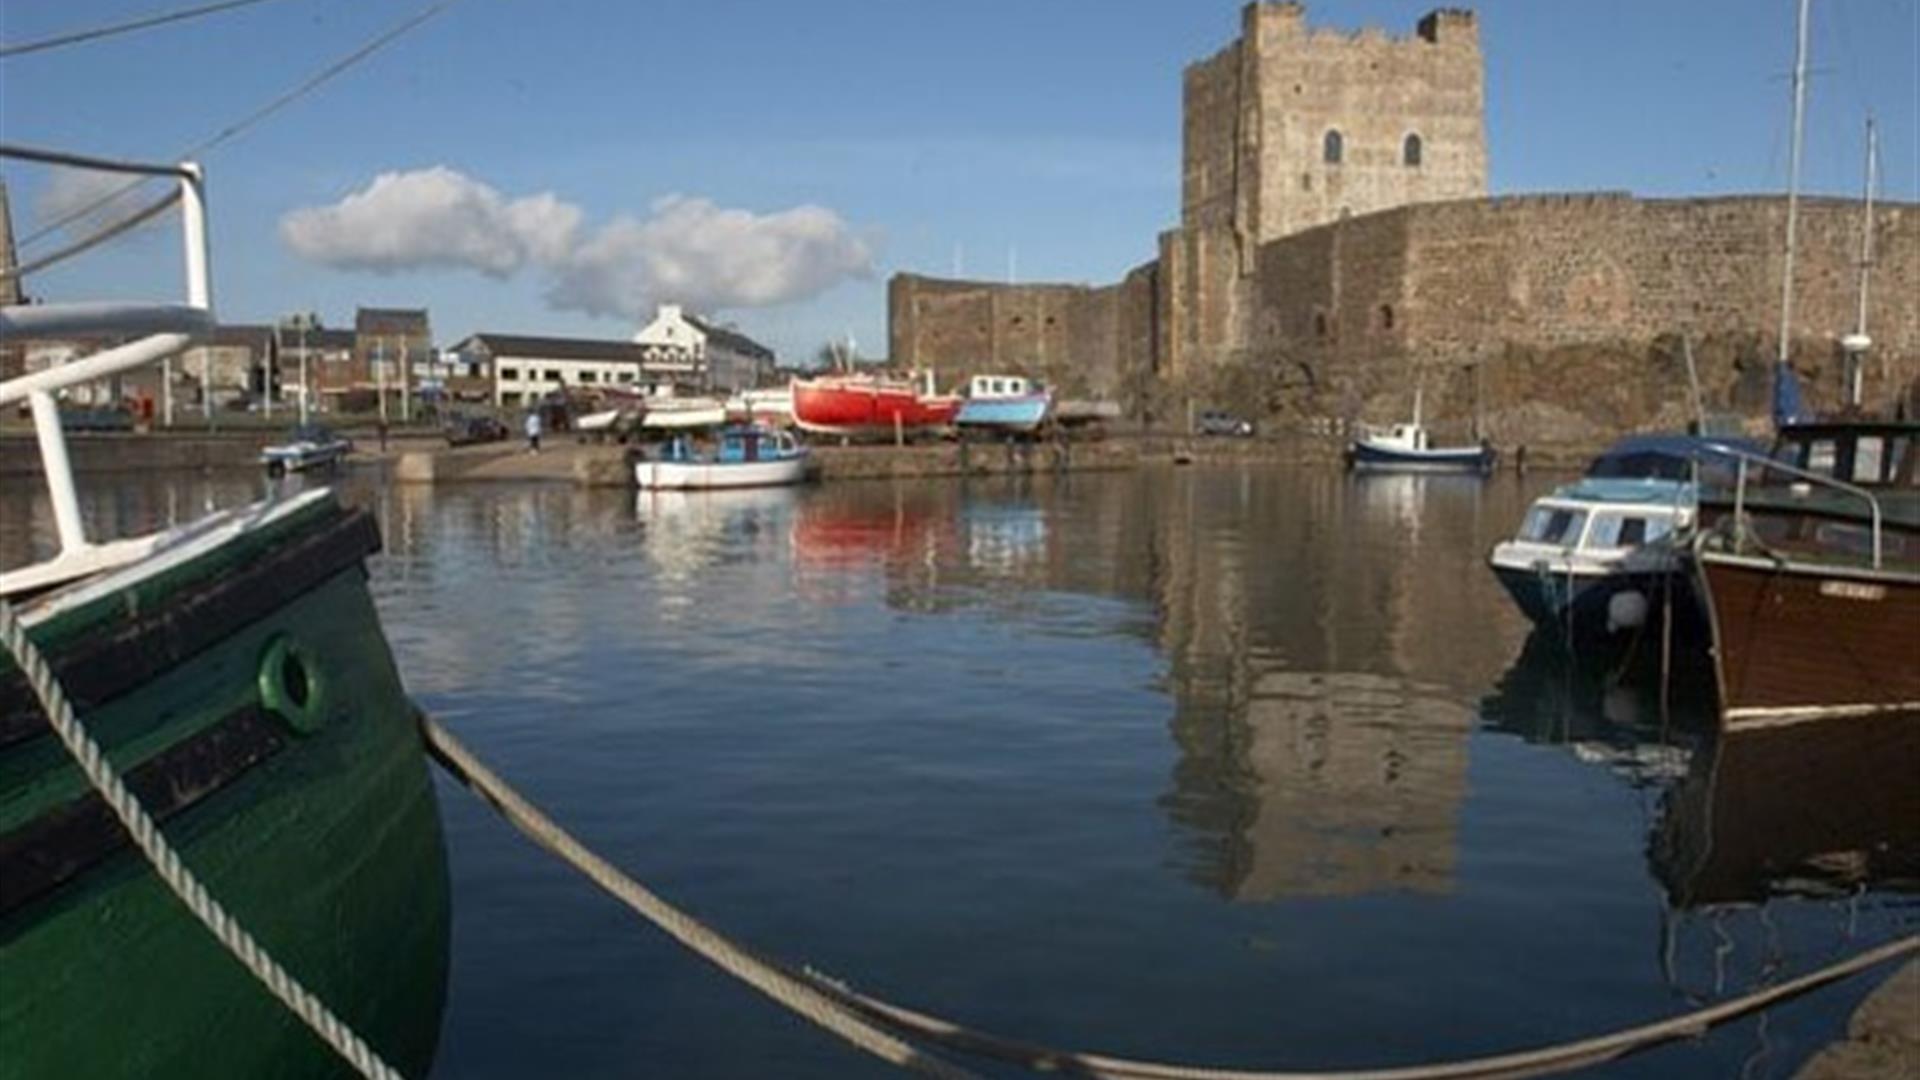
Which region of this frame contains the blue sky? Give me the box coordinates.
[2,0,1915,361]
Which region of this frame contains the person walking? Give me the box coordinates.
[524,408,542,454]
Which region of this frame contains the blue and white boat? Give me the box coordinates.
[1487,435,1757,636]
[1346,387,1494,473]
[632,424,809,490]
[955,374,1053,434]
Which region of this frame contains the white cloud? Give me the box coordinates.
[279,166,582,277]
[546,195,874,319]
[279,168,874,318]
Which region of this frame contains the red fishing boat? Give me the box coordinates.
[789,372,961,438]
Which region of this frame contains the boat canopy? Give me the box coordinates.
[1585,434,1764,483]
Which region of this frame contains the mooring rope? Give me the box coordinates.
[417,714,1918,1080]
[0,599,407,1080]
[418,714,979,1078]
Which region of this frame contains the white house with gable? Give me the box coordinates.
[632,304,777,394]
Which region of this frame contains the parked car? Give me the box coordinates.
[1197,410,1254,437]
[444,415,509,447]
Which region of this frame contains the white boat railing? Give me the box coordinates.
[0,145,213,585]
[1710,445,1884,569]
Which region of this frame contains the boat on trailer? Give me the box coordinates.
[632,424,810,490]
[955,374,1053,435]
[789,371,961,439]
[0,149,448,1078]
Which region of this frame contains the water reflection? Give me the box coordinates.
[5,465,1911,1076]
[1653,715,1920,909]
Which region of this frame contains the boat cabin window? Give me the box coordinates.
[1521,506,1587,545]
[1585,514,1668,549]
[1805,438,1837,475]
[1853,436,1885,484]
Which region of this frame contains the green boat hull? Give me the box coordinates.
[0,494,450,1078]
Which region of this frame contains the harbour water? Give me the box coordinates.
[3,465,1913,1077]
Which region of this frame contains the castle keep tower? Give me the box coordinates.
[1183,3,1487,258]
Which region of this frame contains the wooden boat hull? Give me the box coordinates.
[1692,550,1920,730]
[790,378,960,437]
[634,454,809,490]
[0,494,450,1079]
[1346,440,1495,473]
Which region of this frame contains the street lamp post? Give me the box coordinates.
[280,312,318,426]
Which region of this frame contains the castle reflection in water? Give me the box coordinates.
[360,467,1528,904]
[9,465,1907,919]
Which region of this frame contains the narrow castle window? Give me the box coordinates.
[1313,312,1329,339]
[1323,130,1343,165]
[1403,133,1423,167]
[1379,304,1395,330]
[1301,172,1312,191]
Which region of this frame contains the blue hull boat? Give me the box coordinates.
[957,393,1052,433]
[1346,438,1495,472]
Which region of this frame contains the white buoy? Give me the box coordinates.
[1607,590,1649,633]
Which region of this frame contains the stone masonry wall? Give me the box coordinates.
[887,270,1157,407]
[1251,194,1920,443]
[1246,4,1486,243]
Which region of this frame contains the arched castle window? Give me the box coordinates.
[1313,311,1329,339]
[1403,133,1423,167]
[1323,130,1343,165]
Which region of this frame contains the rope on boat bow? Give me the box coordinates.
[0,599,408,1080]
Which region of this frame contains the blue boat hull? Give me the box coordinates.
[1346,441,1496,473]
[957,396,1051,433]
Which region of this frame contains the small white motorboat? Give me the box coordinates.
[632,424,810,490]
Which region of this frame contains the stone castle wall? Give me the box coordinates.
[886,268,1157,402]
[1247,194,1920,442]
[1181,3,1487,259]
[885,4,1919,443]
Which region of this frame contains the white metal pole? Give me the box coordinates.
[401,340,411,423]
[162,358,174,426]
[29,390,87,555]
[1776,0,1811,368]
[1849,116,1878,407]
[265,326,275,421]
[377,337,388,422]
[299,323,310,425]
[179,162,211,311]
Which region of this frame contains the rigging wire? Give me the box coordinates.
[0,0,286,60]
[16,0,458,251]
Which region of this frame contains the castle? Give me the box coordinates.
[889,4,1918,441]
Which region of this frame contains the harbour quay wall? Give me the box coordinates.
[0,431,274,476]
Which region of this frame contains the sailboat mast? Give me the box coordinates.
[1853,116,1878,340]
[1776,0,1811,370]
[1847,115,1878,407]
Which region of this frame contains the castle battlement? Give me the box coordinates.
[1183,3,1489,251]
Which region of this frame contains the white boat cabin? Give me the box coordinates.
[1512,496,1687,555]
[967,374,1042,400]
[1369,423,1429,452]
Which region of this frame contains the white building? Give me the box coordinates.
[450,332,665,408]
[632,304,776,394]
